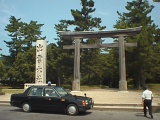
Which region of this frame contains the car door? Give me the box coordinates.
[28,87,45,110]
[44,88,66,112]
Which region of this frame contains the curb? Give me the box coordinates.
[0,102,10,106]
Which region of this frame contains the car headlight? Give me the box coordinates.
[82,100,88,106]
[85,100,88,105]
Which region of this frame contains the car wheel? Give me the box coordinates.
[22,102,31,112]
[66,104,79,116]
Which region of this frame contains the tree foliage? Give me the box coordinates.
[1,0,160,89]
[153,0,160,2]
[0,60,7,80]
[2,16,44,85]
[54,0,107,85]
[114,0,160,88]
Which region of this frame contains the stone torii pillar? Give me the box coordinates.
[58,27,142,91]
[24,39,56,90]
[119,36,127,91]
[72,38,81,91]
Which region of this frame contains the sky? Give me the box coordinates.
[0,0,160,55]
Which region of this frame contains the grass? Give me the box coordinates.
[1,85,24,94]
[80,85,109,90]
[1,85,109,94]
[2,89,24,94]
[147,84,160,92]
[128,84,160,96]
[1,84,159,95]
[147,84,160,96]
[62,84,109,91]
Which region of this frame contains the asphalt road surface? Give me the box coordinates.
[0,106,160,120]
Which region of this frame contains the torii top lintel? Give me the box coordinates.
[58,26,142,39]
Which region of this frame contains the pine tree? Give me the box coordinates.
[153,0,160,2]
[114,0,159,88]
[0,60,7,80]
[3,16,45,86]
[21,21,45,50]
[11,48,36,84]
[4,16,24,61]
[55,0,106,85]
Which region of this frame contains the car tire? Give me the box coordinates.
[66,104,79,116]
[22,102,31,112]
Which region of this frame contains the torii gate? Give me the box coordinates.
[58,27,141,91]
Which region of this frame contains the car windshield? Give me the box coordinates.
[54,87,70,97]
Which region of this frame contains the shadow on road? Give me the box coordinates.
[7,108,92,116]
[135,112,144,117]
[135,112,151,119]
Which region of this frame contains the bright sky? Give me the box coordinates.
[0,0,160,55]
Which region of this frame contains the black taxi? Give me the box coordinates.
[10,85,94,115]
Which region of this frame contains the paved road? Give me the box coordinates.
[1,106,160,120]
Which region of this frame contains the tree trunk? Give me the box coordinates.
[140,65,145,87]
[109,78,113,88]
[57,76,60,86]
[134,76,141,89]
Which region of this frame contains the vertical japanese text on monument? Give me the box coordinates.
[36,43,43,83]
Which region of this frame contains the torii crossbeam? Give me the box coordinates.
[58,27,142,91]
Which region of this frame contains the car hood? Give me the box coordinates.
[74,95,91,100]
[64,94,92,101]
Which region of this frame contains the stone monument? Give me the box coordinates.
[35,40,47,84]
[24,40,55,90]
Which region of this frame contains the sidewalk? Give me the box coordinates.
[0,89,160,112]
[71,89,160,104]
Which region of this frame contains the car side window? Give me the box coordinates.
[45,88,59,97]
[29,88,44,96]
